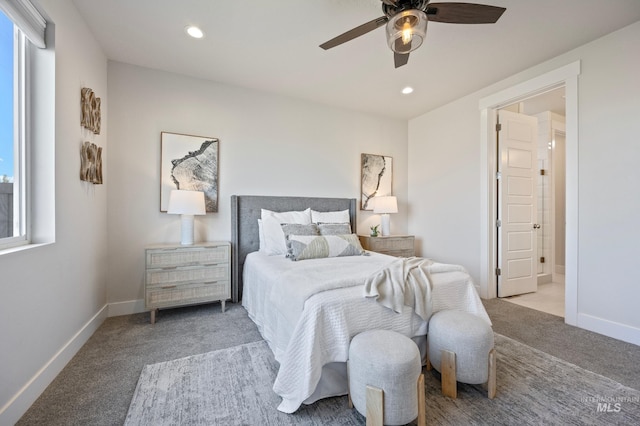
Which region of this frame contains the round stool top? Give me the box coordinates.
[429,310,492,337]
[350,330,419,365]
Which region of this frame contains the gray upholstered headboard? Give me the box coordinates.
[230,195,357,303]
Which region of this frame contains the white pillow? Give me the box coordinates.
[258,219,265,252]
[311,209,350,224]
[261,208,311,255]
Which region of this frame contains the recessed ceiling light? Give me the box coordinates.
[185,26,204,39]
[402,86,414,95]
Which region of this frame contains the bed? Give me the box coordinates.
[230,195,490,413]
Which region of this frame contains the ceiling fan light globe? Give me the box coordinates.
[386,9,427,54]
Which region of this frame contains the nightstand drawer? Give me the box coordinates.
[146,245,229,268]
[366,237,413,251]
[146,281,230,309]
[146,265,228,287]
[359,235,415,257]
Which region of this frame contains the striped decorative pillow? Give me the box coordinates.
[286,234,365,261]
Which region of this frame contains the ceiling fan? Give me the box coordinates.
[320,0,506,68]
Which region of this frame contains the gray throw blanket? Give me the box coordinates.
[363,257,467,321]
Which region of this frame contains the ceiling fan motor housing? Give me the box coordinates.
[381,0,431,16]
[386,9,428,54]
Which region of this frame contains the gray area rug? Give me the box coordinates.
[125,334,640,425]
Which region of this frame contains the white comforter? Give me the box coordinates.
[242,251,490,413]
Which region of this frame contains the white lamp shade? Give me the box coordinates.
[167,190,206,215]
[373,196,398,214]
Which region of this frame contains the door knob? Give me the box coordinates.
[533,224,541,229]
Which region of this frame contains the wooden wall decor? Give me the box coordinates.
[81,87,101,134]
[80,141,103,184]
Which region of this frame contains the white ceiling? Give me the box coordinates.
[70,0,640,120]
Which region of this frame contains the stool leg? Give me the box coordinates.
[426,340,432,371]
[417,373,426,426]
[488,348,497,399]
[441,349,457,399]
[366,385,384,426]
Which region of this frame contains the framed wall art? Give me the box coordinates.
[160,132,219,212]
[361,153,392,210]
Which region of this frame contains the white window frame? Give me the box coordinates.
[0,0,51,253]
[0,19,27,249]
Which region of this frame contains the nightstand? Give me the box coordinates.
[144,241,230,324]
[359,235,415,257]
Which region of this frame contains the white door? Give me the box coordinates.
[497,110,539,297]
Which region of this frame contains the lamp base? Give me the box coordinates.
[380,214,391,236]
[180,214,195,245]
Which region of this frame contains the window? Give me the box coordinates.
[0,10,20,244]
[0,0,47,250]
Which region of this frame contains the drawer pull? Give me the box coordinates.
[204,281,218,285]
[161,266,178,270]
[160,285,177,289]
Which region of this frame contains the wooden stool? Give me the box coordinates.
[348,330,426,426]
[426,310,496,399]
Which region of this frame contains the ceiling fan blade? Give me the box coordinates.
[394,52,409,68]
[320,16,388,50]
[426,3,506,24]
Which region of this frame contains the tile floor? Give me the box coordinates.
[503,279,565,317]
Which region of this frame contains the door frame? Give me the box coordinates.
[478,61,580,326]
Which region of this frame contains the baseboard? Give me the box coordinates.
[0,305,108,426]
[578,313,640,347]
[537,274,551,284]
[108,299,145,317]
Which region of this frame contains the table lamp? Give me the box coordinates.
[373,196,398,237]
[167,189,206,245]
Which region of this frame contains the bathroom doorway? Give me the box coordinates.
[500,87,566,317]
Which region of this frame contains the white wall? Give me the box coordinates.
[408,21,640,345]
[106,62,408,309]
[0,0,108,423]
[407,95,482,277]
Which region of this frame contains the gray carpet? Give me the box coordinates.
[17,300,640,425]
[483,298,640,391]
[17,303,264,426]
[125,333,640,425]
